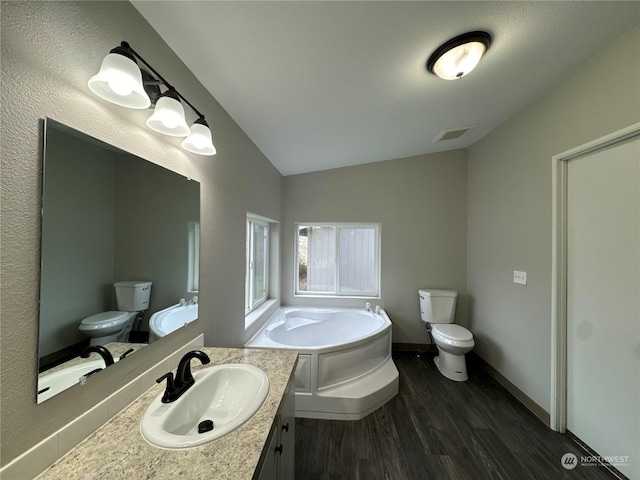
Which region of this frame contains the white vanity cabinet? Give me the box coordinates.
[257,378,295,480]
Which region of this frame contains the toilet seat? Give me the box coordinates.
[80,311,131,331]
[432,324,473,342]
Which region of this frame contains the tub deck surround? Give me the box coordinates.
[35,347,298,480]
[149,303,199,342]
[246,307,399,420]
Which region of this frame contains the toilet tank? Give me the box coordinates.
[114,281,152,311]
[418,289,457,324]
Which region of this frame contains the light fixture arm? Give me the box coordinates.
[120,41,206,121]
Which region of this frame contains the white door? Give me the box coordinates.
[566,135,639,479]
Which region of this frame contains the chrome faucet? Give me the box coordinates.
[157,350,211,403]
[81,345,114,367]
[365,302,372,312]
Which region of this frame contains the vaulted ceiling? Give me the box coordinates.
[133,1,640,175]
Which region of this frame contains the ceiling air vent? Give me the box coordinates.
[433,124,477,142]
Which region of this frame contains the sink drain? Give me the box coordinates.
[198,419,214,434]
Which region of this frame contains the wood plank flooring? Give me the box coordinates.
[295,351,619,480]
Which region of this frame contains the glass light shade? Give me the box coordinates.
[432,41,487,80]
[146,94,190,137]
[88,53,151,109]
[182,122,217,156]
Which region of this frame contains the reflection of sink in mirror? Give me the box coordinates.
[37,360,105,402]
[37,342,145,404]
[141,364,269,449]
[149,304,198,343]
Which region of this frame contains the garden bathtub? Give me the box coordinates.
[246,306,398,420]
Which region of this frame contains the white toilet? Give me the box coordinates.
[419,289,474,382]
[79,281,152,346]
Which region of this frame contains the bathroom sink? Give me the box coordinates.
[140,363,270,449]
[37,360,105,402]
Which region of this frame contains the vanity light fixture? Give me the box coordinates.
[426,31,491,80]
[182,118,217,156]
[88,41,216,156]
[88,44,151,109]
[146,89,191,137]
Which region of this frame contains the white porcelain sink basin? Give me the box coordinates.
[140,363,270,449]
[37,360,105,403]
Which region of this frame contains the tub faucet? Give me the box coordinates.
[157,350,210,403]
[188,296,198,305]
[119,348,134,360]
[81,345,114,367]
[365,302,372,312]
[79,368,103,385]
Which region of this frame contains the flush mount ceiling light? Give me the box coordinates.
[88,41,217,156]
[427,31,491,80]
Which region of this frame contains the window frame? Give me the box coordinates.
[295,222,381,298]
[187,221,200,293]
[246,216,270,314]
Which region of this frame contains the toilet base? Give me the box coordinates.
[89,333,120,346]
[82,315,137,346]
[434,350,469,382]
[87,324,133,346]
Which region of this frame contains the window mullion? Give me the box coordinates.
[247,222,252,310]
[334,227,340,295]
[254,223,258,306]
[245,221,250,311]
[263,230,269,298]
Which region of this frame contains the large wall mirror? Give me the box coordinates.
[37,118,200,403]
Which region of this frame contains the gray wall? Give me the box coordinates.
[113,151,200,328]
[466,25,640,412]
[282,150,468,344]
[1,1,281,466]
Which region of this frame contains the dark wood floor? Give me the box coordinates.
[295,351,619,480]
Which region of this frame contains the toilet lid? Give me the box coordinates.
[81,311,129,327]
[432,324,473,342]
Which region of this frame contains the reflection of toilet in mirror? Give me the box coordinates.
[79,281,152,346]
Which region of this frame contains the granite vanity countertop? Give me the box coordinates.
[36,347,298,480]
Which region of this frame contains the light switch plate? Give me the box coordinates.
[513,270,527,285]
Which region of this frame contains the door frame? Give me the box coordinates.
[550,122,640,432]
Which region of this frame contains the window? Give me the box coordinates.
[246,217,269,313]
[187,222,200,292]
[296,223,380,297]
